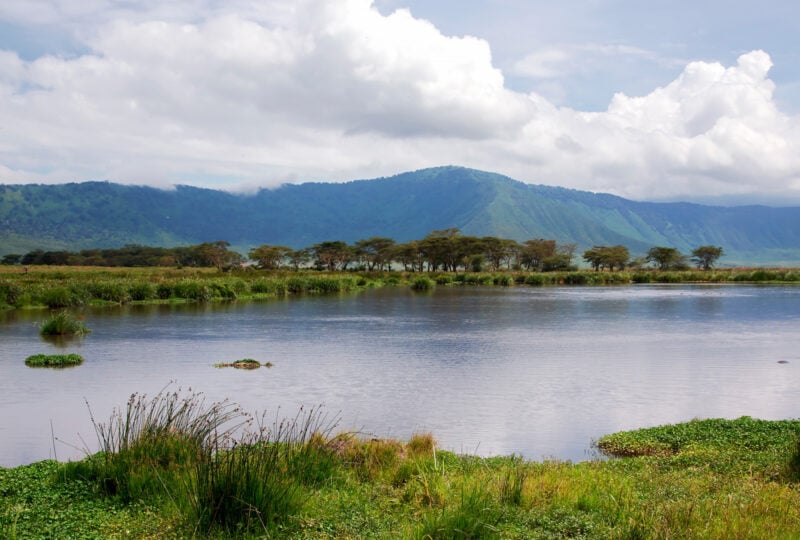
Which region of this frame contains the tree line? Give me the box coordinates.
[2,230,724,272]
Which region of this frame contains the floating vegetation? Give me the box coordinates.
[25,353,84,368]
[39,310,91,336]
[214,358,273,369]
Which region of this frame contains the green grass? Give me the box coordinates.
[24,353,84,368]
[39,310,91,336]
[4,406,800,538]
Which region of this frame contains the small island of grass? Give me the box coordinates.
[39,311,91,336]
[24,353,84,368]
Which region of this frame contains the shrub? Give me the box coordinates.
[25,353,84,367]
[40,311,91,336]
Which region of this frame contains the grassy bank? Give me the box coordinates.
[1,266,799,310]
[2,390,800,539]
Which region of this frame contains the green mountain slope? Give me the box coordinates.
[1,166,799,265]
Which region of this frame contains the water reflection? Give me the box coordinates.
[0,284,799,466]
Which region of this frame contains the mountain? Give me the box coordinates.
[2,166,800,265]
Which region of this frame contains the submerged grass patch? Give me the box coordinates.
[213,359,274,369]
[24,353,84,368]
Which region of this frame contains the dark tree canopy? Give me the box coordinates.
[583,245,630,271]
[646,246,687,270]
[691,245,724,270]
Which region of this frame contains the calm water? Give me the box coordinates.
[1,284,799,467]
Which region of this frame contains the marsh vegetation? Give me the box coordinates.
[2,390,800,538]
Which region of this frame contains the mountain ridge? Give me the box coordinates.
[2,166,799,265]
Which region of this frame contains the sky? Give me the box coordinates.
[0,0,799,204]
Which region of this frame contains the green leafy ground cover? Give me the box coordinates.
[24,353,84,367]
[2,401,800,539]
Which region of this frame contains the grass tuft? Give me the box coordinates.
[39,311,91,336]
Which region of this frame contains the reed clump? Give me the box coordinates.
[39,310,91,336]
[410,277,435,291]
[59,389,340,536]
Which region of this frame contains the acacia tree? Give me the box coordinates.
[691,245,724,270]
[248,245,293,269]
[520,239,557,271]
[355,237,396,271]
[481,237,519,271]
[419,228,461,271]
[583,245,629,271]
[312,241,354,271]
[193,241,243,270]
[646,246,686,270]
[391,241,424,272]
[287,248,312,270]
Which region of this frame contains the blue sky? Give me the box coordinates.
[0,0,799,203]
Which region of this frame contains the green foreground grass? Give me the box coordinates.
[2,390,800,539]
[1,265,800,311]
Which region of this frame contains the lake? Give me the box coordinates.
[1,284,799,467]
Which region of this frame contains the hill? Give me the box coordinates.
[2,166,800,265]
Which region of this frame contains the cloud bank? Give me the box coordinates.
[0,0,798,203]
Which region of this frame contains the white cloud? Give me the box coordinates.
[0,1,798,203]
